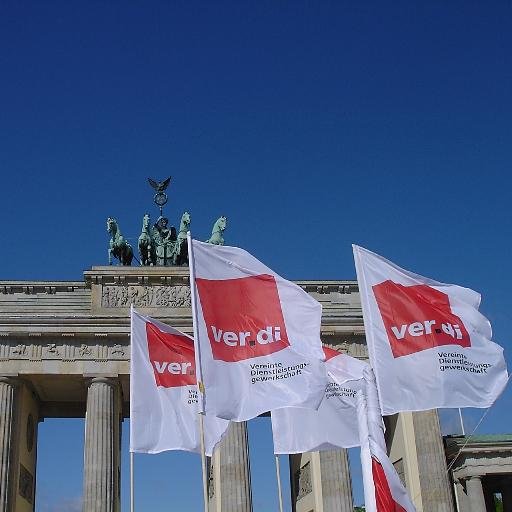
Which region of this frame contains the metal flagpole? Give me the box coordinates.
[274,454,284,512]
[130,451,134,512]
[198,413,209,512]
[129,304,135,512]
[458,408,466,436]
[187,232,209,512]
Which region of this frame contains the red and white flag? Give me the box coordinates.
[189,238,328,421]
[130,309,229,456]
[271,347,368,453]
[357,379,416,512]
[353,245,508,415]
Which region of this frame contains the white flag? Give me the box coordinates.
[189,238,328,421]
[130,309,229,456]
[271,347,368,453]
[353,245,508,415]
[357,378,416,512]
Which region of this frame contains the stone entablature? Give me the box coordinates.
[446,435,512,479]
[0,267,367,413]
[445,435,512,511]
[0,266,365,339]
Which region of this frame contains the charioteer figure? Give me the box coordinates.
[152,216,177,266]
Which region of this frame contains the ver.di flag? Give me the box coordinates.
[271,347,368,453]
[188,238,328,421]
[130,309,229,456]
[353,245,508,415]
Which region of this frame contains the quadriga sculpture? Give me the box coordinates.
[136,212,190,266]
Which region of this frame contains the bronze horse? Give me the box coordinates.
[107,217,134,266]
[138,213,154,266]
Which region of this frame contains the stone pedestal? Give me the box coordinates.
[83,377,121,512]
[466,476,486,512]
[209,422,252,512]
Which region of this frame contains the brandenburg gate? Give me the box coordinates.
[0,180,455,511]
[0,265,456,511]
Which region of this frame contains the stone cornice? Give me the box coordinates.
[445,436,512,458]
[84,266,359,293]
[1,268,359,296]
[84,266,190,287]
[0,281,84,294]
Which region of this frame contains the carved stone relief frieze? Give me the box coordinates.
[111,344,125,358]
[18,464,34,504]
[322,337,368,359]
[45,343,60,358]
[12,344,27,356]
[296,461,312,501]
[1,341,130,362]
[208,461,215,499]
[101,284,191,308]
[79,344,92,357]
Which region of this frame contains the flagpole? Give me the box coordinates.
[458,408,466,435]
[274,455,284,512]
[129,304,135,512]
[130,451,134,512]
[359,369,385,512]
[356,389,377,512]
[187,232,209,512]
[198,413,209,512]
[187,232,206,411]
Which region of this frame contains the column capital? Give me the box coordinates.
[0,376,21,387]
[84,376,120,388]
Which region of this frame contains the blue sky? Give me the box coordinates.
[1,1,511,510]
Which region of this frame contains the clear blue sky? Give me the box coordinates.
[1,2,511,511]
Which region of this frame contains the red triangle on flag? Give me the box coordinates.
[372,457,407,512]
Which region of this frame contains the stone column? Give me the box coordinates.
[412,410,454,511]
[209,421,252,512]
[466,476,486,512]
[0,377,19,511]
[319,449,353,511]
[452,478,468,512]
[83,377,121,512]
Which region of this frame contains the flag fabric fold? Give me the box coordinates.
[188,238,328,421]
[353,244,508,415]
[357,378,416,512]
[271,347,368,453]
[130,309,229,456]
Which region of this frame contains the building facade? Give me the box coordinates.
[446,435,512,512]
